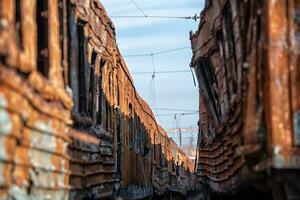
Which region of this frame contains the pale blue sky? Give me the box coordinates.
[101,0,204,146]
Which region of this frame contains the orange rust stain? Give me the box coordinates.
[14,147,31,166]
[13,166,30,187]
[4,136,16,161]
[268,0,293,150]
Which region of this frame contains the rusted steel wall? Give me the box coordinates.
[191,0,300,198]
[0,0,195,199]
[0,0,73,199]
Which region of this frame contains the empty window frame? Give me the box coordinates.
[97,59,106,124]
[36,0,49,77]
[198,58,221,125]
[59,0,68,84]
[15,0,23,49]
[106,101,110,130]
[88,51,98,122]
[223,3,237,93]
[77,20,88,114]
[128,103,133,148]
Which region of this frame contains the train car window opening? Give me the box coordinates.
[108,71,112,98]
[198,58,221,123]
[128,103,133,148]
[116,80,120,106]
[223,3,235,57]
[217,30,231,117]
[15,0,23,50]
[105,100,109,129]
[59,0,68,85]
[89,63,95,119]
[58,0,64,45]
[36,0,49,77]
[90,50,97,65]
[97,59,106,124]
[77,20,87,114]
[66,4,77,112]
[91,51,100,122]
[242,0,251,57]
[223,3,237,93]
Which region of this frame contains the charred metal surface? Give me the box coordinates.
[0,0,195,199]
[191,0,300,198]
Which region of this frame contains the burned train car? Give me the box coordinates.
[191,0,300,199]
[0,0,194,199]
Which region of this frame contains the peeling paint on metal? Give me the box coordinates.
[29,128,57,152]
[0,94,12,135]
[28,149,55,172]
[0,163,4,186]
[8,185,29,200]
[0,137,7,160]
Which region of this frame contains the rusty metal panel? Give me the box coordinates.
[191,0,300,197]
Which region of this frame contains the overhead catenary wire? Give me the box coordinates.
[124,46,190,57]
[132,70,190,75]
[129,0,148,17]
[156,112,198,117]
[155,108,198,112]
[118,0,199,21]
[111,14,200,21]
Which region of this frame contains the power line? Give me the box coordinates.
[156,112,198,117]
[111,14,200,21]
[129,0,148,17]
[123,46,190,57]
[132,70,190,75]
[167,127,199,133]
[155,108,198,112]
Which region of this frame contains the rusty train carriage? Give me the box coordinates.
[191,0,300,199]
[0,0,194,199]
